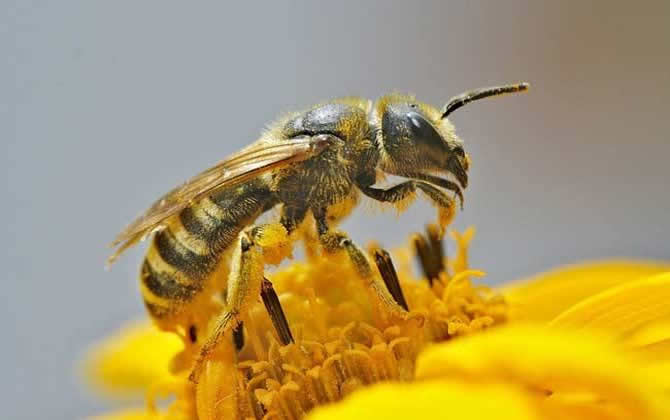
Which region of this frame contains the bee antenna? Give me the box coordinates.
[441,82,529,119]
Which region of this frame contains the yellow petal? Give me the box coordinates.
[447,226,475,274]
[195,344,238,420]
[416,324,669,419]
[88,409,159,420]
[84,321,183,396]
[549,273,670,342]
[625,319,670,349]
[307,380,539,420]
[640,361,670,390]
[625,320,670,375]
[502,260,670,322]
[89,404,194,420]
[634,339,670,362]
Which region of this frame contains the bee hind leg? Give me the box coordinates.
[313,208,408,320]
[189,221,298,382]
[189,232,264,382]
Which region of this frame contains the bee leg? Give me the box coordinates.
[361,181,456,228]
[412,182,455,209]
[404,173,464,209]
[412,182,459,230]
[189,232,263,382]
[280,205,308,234]
[359,182,417,204]
[313,208,408,320]
[360,180,454,207]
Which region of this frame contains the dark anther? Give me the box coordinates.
[260,277,294,346]
[413,234,436,284]
[374,249,409,311]
[426,224,446,274]
[188,325,197,343]
[233,322,245,351]
[413,225,446,284]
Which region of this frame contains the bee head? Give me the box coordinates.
[373,94,470,188]
[372,83,528,190]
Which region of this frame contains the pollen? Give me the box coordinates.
[189,226,507,419]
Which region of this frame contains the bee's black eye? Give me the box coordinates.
[407,111,440,141]
[382,105,448,160]
[409,103,417,109]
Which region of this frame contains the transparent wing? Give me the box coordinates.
[108,135,333,264]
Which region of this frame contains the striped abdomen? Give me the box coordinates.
[140,180,275,321]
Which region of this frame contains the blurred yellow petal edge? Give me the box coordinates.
[88,408,159,420]
[415,324,669,419]
[501,260,670,322]
[549,273,670,337]
[307,380,539,420]
[83,321,183,397]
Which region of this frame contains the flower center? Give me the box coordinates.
[189,226,508,419]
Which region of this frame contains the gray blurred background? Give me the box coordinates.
[5,1,670,418]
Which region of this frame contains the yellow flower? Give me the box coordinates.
[85,227,670,420]
[312,323,670,420]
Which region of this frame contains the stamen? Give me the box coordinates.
[156,228,508,419]
[260,277,294,346]
[413,234,436,284]
[426,224,446,275]
[413,225,447,284]
[188,325,197,343]
[374,249,409,311]
[233,322,245,351]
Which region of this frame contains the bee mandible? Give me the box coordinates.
[109,82,529,379]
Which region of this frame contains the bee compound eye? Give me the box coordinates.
[408,113,424,129]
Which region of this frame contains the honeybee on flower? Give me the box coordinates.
[108,83,528,381]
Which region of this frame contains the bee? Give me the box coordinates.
[109,82,528,377]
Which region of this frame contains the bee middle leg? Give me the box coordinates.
[312,207,408,320]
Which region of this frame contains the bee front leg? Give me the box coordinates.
[360,181,457,230]
[359,181,416,202]
[360,180,455,208]
[312,208,408,320]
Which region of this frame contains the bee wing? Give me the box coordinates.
[108,135,333,264]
